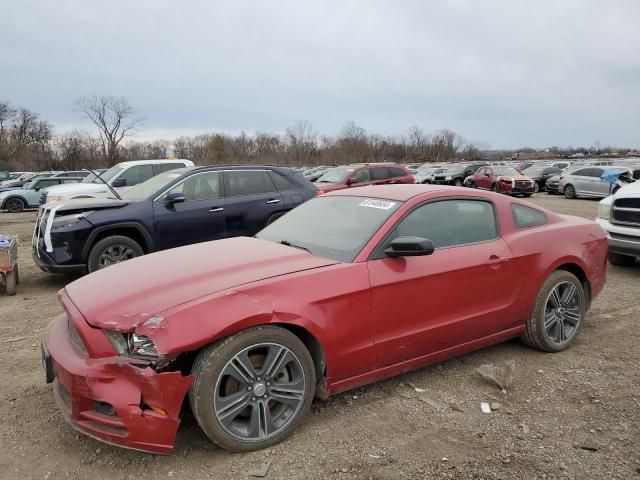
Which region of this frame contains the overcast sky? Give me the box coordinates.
[2,0,639,149]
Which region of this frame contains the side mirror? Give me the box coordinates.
[112,178,126,188]
[165,192,185,205]
[346,177,358,185]
[385,236,434,257]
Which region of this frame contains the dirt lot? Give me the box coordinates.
[0,195,638,480]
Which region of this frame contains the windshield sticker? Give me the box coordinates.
[359,199,397,210]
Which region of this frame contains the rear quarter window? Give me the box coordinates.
[512,204,548,228]
[268,171,292,191]
[388,167,406,177]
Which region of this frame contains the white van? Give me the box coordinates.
[43,159,194,203]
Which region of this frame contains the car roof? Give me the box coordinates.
[115,159,194,167]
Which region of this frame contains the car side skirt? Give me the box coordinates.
[327,325,524,395]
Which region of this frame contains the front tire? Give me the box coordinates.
[87,235,144,273]
[4,270,16,295]
[608,252,636,266]
[5,197,25,213]
[491,183,499,193]
[189,326,316,452]
[453,178,463,187]
[520,271,585,352]
[564,184,577,199]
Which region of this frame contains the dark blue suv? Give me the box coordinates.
[32,165,316,274]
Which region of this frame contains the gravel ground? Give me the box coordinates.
[0,195,638,480]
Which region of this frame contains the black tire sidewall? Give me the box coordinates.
[524,271,585,352]
[6,198,24,213]
[87,235,144,273]
[564,185,576,199]
[189,326,316,452]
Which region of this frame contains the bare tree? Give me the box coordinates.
[75,95,143,166]
[285,120,316,165]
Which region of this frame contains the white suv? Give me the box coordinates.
[596,180,640,266]
[43,159,194,203]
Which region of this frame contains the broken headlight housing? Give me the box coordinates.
[104,330,159,359]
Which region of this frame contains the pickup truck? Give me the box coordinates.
[596,180,640,266]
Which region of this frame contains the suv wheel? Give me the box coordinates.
[453,178,463,187]
[5,198,25,213]
[87,235,144,273]
[564,184,576,199]
[608,252,636,266]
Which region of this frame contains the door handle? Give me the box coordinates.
[209,207,224,213]
[486,256,511,266]
[266,199,280,204]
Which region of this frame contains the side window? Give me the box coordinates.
[389,200,498,249]
[388,167,406,177]
[226,171,269,196]
[155,163,185,174]
[370,167,390,180]
[62,178,79,184]
[165,172,220,201]
[588,168,604,178]
[268,171,292,191]
[354,169,370,183]
[571,168,589,176]
[37,179,58,188]
[512,204,548,228]
[119,165,154,186]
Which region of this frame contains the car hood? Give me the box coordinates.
[65,237,338,331]
[44,183,112,195]
[615,180,640,195]
[46,197,130,213]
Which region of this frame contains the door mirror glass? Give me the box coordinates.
[165,192,186,205]
[346,177,358,185]
[385,236,434,257]
[112,178,126,188]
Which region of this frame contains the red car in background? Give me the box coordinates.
[470,166,536,196]
[42,185,607,454]
[314,163,413,194]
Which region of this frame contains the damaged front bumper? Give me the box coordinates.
[43,312,193,454]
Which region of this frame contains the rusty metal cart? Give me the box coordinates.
[0,234,19,296]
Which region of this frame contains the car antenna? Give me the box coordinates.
[82,168,122,200]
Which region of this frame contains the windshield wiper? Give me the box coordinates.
[279,240,311,253]
[83,168,122,200]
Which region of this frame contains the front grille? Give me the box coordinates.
[434,176,446,181]
[612,198,640,226]
[514,180,532,189]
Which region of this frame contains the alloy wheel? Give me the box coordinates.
[6,198,24,213]
[98,245,138,268]
[214,343,306,442]
[543,281,582,345]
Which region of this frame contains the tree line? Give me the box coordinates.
[0,96,630,173]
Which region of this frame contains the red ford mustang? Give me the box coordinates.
[42,185,607,454]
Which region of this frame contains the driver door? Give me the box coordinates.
[153,171,226,250]
[367,199,517,367]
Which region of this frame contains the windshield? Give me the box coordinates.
[522,166,545,175]
[493,167,520,176]
[316,167,351,184]
[83,166,122,184]
[256,196,402,262]
[121,170,185,201]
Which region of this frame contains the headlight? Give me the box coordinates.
[48,195,65,203]
[104,330,159,358]
[597,202,612,220]
[51,211,93,231]
[445,176,452,180]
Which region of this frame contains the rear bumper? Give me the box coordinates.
[44,313,193,454]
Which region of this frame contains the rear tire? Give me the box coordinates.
[5,197,25,213]
[453,178,463,187]
[564,184,576,199]
[266,211,287,226]
[189,326,315,452]
[608,252,636,266]
[87,235,144,273]
[5,270,16,296]
[520,271,585,352]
